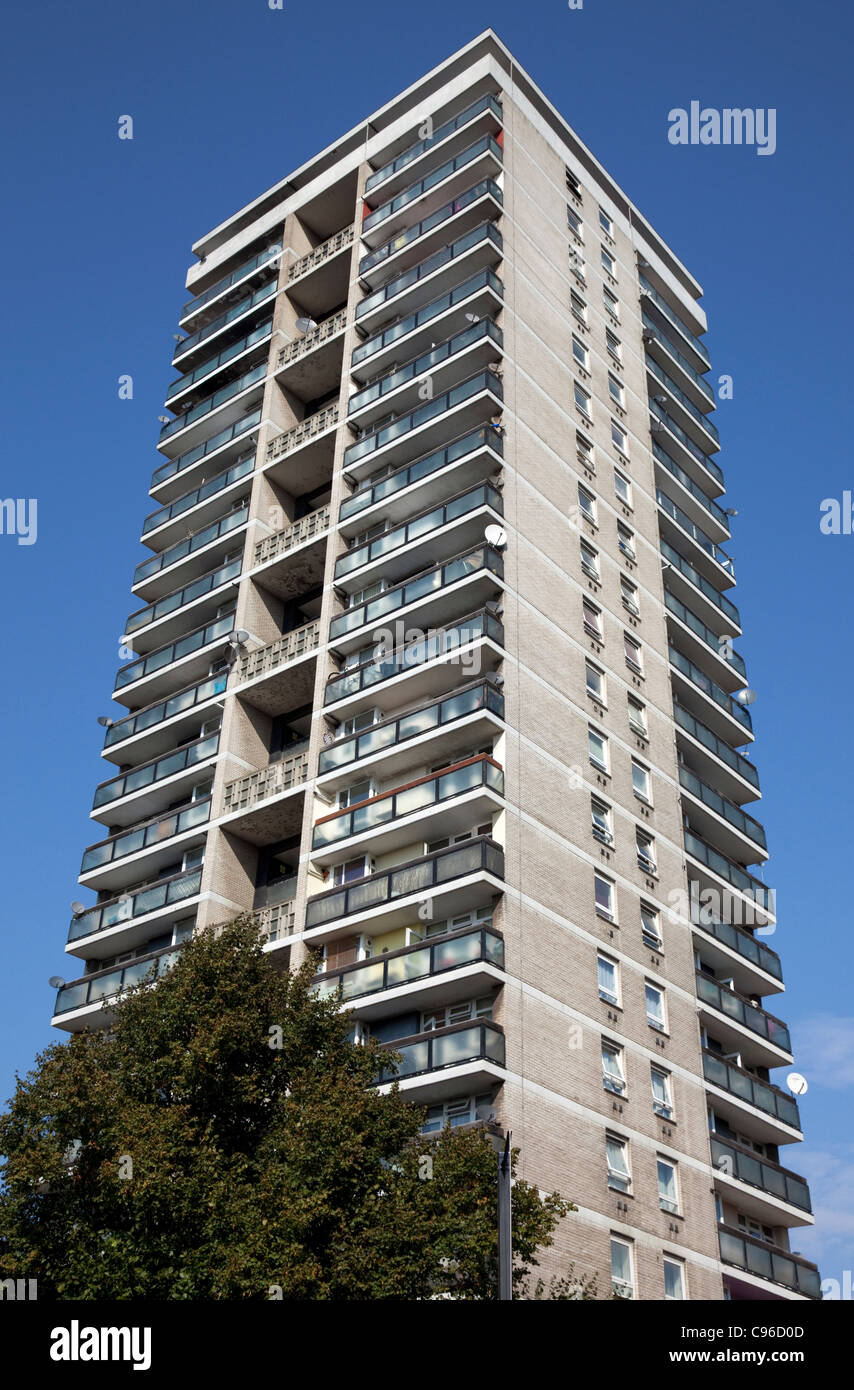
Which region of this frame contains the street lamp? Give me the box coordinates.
[486,1122,513,1300]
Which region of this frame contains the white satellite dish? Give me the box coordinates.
[484,524,507,548]
[786,1073,808,1096]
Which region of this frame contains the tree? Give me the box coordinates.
[0,918,580,1299]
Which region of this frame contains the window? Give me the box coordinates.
[624,631,643,672]
[338,778,373,809]
[599,207,614,236]
[663,1257,685,1300]
[646,981,667,1032]
[583,598,603,640]
[601,246,616,276]
[606,1134,631,1191]
[621,576,640,616]
[603,285,620,318]
[738,1214,775,1244]
[565,166,582,197]
[427,822,492,853]
[422,996,492,1031]
[611,419,628,454]
[580,539,600,581]
[422,1092,493,1134]
[586,660,606,702]
[608,374,624,407]
[631,757,651,802]
[628,695,647,737]
[567,205,583,236]
[572,334,589,370]
[636,828,657,875]
[657,1158,679,1214]
[595,873,616,922]
[610,1236,634,1298]
[577,483,597,523]
[576,431,594,470]
[589,726,609,772]
[606,328,622,362]
[614,468,632,506]
[570,289,587,325]
[331,855,372,885]
[651,1065,673,1118]
[641,902,662,949]
[569,248,586,280]
[602,1040,625,1094]
[574,382,592,418]
[591,797,613,845]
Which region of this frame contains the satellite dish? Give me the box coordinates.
[295,316,318,334]
[49,976,66,990]
[734,689,757,706]
[484,524,507,548]
[322,732,334,745]
[786,1073,808,1096]
[70,901,85,916]
[227,630,250,648]
[97,715,114,728]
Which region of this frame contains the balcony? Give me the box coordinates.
[355,223,502,336]
[649,400,722,501]
[365,93,503,199]
[348,319,503,427]
[318,680,504,789]
[53,944,186,1031]
[343,370,503,481]
[680,766,767,859]
[329,544,503,650]
[669,646,753,744]
[274,309,347,401]
[233,618,321,717]
[324,607,504,713]
[124,557,242,649]
[112,614,234,704]
[662,540,740,634]
[646,355,719,452]
[639,274,711,371]
[264,404,339,494]
[174,280,277,365]
[375,1020,505,1100]
[665,591,747,686]
[684,830,774,916]
[180,244,281,326]
[102,672,227,761]
[315,922,504,1022]
[656,483,734,583]
[166,319,274,407]
[305,835,504,935]
[67,866,203,951]
[220,747,310,845]
[710,1135,812,1218]
[250,505,330,601]
[141,453,254,545]
[642,315,715,408]
[285,224,354,317]
[351,268,503,384]
[360,175,503,287]
[311,755,504,863]
[80,797,211,891]
[157,361,268,456]
[653,443,729,536]
[692,913,783,992]
[133,504,248,596]
[696,971,791,1062]
[702,1050,801,1139]
[91,730,219,824]
[150,408,261,499]
[361,137,503,247]
[673,703,759,803]
[339,426,502,534]
[718,1226,821,1299]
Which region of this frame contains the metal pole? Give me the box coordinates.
[497,1130,512,1300]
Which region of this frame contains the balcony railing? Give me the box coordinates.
[361,175,503,276]
[365,94,503,194]
[305,834,504,929]
[696,972,789,1051]
[702,1050,800,1129]
[318,680,504,776]
[684,830,774,911]
[54,945,185,1016]
[639,274,711,369]
[656,485,733,574]
[642,314,715,403]
[324,607,503,706]
[673,703,759,789]
[151,409,261,490]
[68,867,203,943]
[134,505,248,585]
[661,541,739,627]
[344,370,503,468]
[222,748,310,814]
[710,1135,811,1213]
[330,543,503,641]
[315,922,504,1003]
[654,443,728,529]
[181,245,281,320]
[276,310,347,369]
[356,222,502,322]
[166,320,273,403]
[125,557,242,636]
[253,506,330,568]
[175,281,277,359]
[81,797,212,873]
[313,755,503,850]
[650,398,721,482]
[692,913,782,982]
[646,355,720,447]
[339,425,501,524]
[142,454,254,537]
[665,591,747,679]
[336,482,502,582]
[362,137,502,237]
[668,646,752,732]
[114,614,234,692]
[352,269,503,371]
[348,319,502,416]
[235,618,321,683]
[376,1018,505,1083]
[680,767,766,851]
[718,1225,820,1298]
[103,672,227,749]
[266,404,339,462]
[92,731,220,809]
[159,361,267,443]
[286,224,354,283]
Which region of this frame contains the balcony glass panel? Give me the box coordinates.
[142,454,255,536]
[166,321,273,402]
[692,913,782,980]
[115,615,235,690]
[718,1227,821,1298]
[684,831,773,910]
[159,362,267,441]
[330,545,502,641]
[176,281,277,358]
[93,732,219,808]
[316,926,503,1002]
[67,868,202,943]
[104,673,227,747]
[641,314,715,403]
[135,505,248,584]
[125,558,242,634]
[355,223,502,322]
[312,757,502,848]
[345,370,503,468]
[362,139,502,238]
[673,705,758,789]
[680,768,766,850]
[669,646,752,731]
[319,682,503,774]
[351,270,503,369]
[654,445,729,528]
[639,274,711,369]
[360,177,502,277]
[151,410,261,490]
[81,798,211,873]
[710,1136,811,1211]
[325,609,503,705]
[376,1021,505,1081]
[340,426,501,523]
[696,973,789,1050]
[661,541,739,625]
[348,320,502,415]
[665,592,747,679]
[336,483,502,579]
[656,487,733,573]
[181,245,281,319]
[646,356,720,447]
[54,947,184,1015]
[702,1051,799,1129]
[365,94,502,193]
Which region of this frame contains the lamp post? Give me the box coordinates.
[486,1122,513,1300]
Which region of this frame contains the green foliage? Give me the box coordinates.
[0,918,576,1299]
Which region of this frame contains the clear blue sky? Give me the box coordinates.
[1,0,851,1289]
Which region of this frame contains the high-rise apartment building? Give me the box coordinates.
[53,31,819,1301]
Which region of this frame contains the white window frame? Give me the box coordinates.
[632,758,652,803]
[651,1065,673,1119]
[603,285,620,319]
[572,334,589,370]
[595,874,616,923]
[663,1257,686,1300]
[628,695,647,737]
[641,902,662,949]
[646,981,667,1032]
[606,1134,631,1192]
[657,1157,680,1214]
[588,727,609,773]
[614,467,632,506]
[580,539,600,582]
[591,797,613,845]
[610,1236,635,1299]
[611,419,628,455]
[598,207,614,237]
[577,483,597,524]
[574,381,592,419]
[583,598,603,641]
[567,205,583,236]
[586,660,606,703]
[602,1040,626,1095]
[636,828,657,875]
[601,245,617,277]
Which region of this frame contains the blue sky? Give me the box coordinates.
[0,0,851,1288]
